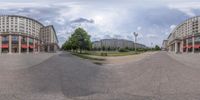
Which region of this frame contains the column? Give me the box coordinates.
[47,45,50,52]
[186,39,188,53]
[0,36,2,54]
[181,41,184,53]
[175,42,178,53]
[33,39,35,53]
[18,36,21,54]
[9,35,12,54]
[170,44,172,52]
[54,44,57,52]
[27,37,29,53]
[192,36,195,53]
[38,42,40,53]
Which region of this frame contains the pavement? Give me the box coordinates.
[0,51,200,100]
[0,52,57,70]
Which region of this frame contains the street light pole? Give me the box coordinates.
[133,32,138,52]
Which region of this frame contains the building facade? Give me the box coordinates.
[162,40,168,51]
[40,25,59,52]
[0,15,58,54]
[166,16,200,53]
[93,39,147,49]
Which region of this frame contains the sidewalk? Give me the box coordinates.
[0,53,58,70]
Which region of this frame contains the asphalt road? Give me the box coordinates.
[1,52,200,100]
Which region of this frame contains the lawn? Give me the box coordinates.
[72,53,105,61]
[82,51,143,56]
[71,51,147,65]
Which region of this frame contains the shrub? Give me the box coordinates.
[119,48,129,52]
[101,52,107,56]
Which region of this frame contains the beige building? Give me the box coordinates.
[165,16,200,53]
[162,40,168,51]
[0,15,58,53]
[40,25,59,52]
[93,39,147,49]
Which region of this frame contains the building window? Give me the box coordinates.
[188,38,193,45]
[22,37,27,43]
[2,36,8,42]
[12,36,18,42]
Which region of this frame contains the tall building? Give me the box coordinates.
[165,16,200,53]
[92,39,147,49]
[0,15,59,53]
[40,25,59,52]
[162,40,168,51]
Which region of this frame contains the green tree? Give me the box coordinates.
[102,46,105,51]
[65,27,92,53]
[155,45,161,51]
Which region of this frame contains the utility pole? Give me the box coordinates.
[133,32,138,52]
[101,40,103,51]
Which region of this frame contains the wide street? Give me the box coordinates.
[1,52,200,100]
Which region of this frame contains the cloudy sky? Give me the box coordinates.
[0,0,200,47]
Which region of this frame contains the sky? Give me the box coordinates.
[0,0,200,47]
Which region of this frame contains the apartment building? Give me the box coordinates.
[165,16,200,53]
[0,15,58,53]
[40,25,59,52]
[93,39,147,49]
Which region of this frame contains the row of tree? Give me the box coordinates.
[92,46,161,52]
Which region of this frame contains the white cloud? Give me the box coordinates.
[137,26,142,31]
[146,34,158,38]
[54,17,66,25]
[165,32,169,35]
[170,24,176,31]
[0,2,50,9]
[168,2,200,17]
[44,20,51,25]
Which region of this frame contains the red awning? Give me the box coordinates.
[21,44,27,48]
[1,44,8,48]
[187,45,193,48]
[183,46,187,48]
[194,45,200,48]
[29,45,33,49]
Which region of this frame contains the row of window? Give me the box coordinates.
[1,36,39,43]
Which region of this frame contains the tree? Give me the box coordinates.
[107,46,111,51]
[63,27,92,53]
[155,45,161,51]
[102,46,106,51]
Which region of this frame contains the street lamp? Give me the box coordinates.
[133,32,138,51]
[151,42,153,51]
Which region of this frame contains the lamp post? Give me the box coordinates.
[133,32,138,51]
[151,42,153,51]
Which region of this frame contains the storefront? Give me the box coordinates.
[0,34,41,53]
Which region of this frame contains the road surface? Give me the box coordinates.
[1,52,200,100]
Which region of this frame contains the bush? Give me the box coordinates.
[119,48,129,52]
[101,52,107,56]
